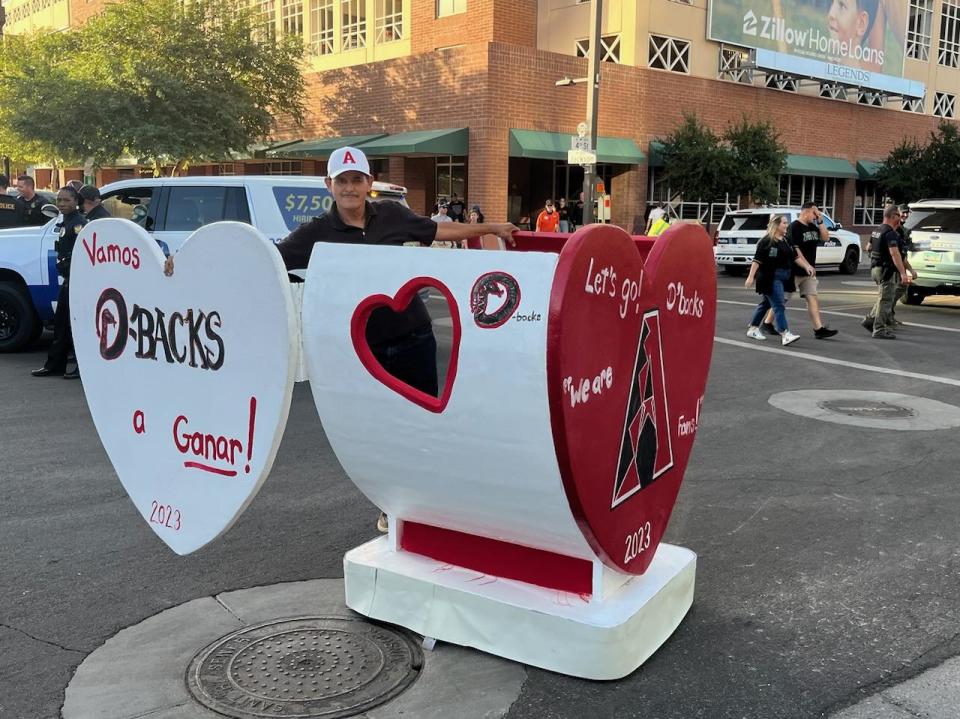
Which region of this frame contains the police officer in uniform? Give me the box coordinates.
[16,175,49,226]
[32,187,87,379]
[79,184,111,220]
[0,175,21,229]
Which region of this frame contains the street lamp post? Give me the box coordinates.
[581,0,602,226]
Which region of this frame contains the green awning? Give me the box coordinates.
[268,134,389,158]
[785,154,858,179]
[857,160,882,180]
[360,128,468,156]
[509,129,645,164]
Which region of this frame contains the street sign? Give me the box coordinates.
[568,148,598,166]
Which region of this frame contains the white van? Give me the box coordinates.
[0,176,407,352]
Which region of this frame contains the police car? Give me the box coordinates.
[903,199,960,305]
[0,176,407,352]
[714,207,861,276]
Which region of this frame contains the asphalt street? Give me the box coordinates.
[2,266,960,719]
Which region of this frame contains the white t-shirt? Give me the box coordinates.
[648,207,665,224]
[431,213,453,223]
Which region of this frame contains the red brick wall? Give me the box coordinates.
[410,0,536,54]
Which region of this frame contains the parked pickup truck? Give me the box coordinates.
[0,176,407,352]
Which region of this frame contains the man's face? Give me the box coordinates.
[828,0,868,47]
[17,179,35,199]
[82,198,97,213]
[802,206,819,224]
[890,213,902,229]
[900,211,910,225]
[56,190,77,214]
[439,206,448,215]
[326,171,372,212]
[545,203,554,213]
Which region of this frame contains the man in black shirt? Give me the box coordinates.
[862,205,912,339]
[767,202,838,339]
[277,146,517,396]
[78,185,111,220]
[16,175,48,226]
[0,175,21,229]
[892,206,916,322]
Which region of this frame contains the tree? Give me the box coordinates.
[876,122,960,203]
[723,115,786,205]
[0,0,306,174]
[657,112,731,209]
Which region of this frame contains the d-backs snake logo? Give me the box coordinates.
[611,309,674,508]
[470,271,521,329]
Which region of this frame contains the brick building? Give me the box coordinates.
[4,0,960,234]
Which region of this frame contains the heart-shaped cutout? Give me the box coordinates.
[69,219,297,555]
[350,277,461,413]
[547,223,715,574]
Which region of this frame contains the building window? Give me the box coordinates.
[437,0,466,17]
[934,91,957,118]
[908,0,934,61]
[718,46,751,83]
[575,35,621,63]
[778,175,836,217]
[857,90,885,106]
[342,0,366,50]
[309,0,335,54]
[435,156,466,203]
[265,160,303,175]
[819,83,847,100]
[902,95,926,113]
[376,0,402,43]
[939,0,960,68]
[281,0,303,37]
[214,163,239,176]
[854,180,885,226]
[647,168,738,225]
[253,0,276,41]
[648,35,689,73]
[765,74,797,92]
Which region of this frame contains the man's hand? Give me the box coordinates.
[909,268,918,280]
[164,256,174,276]
[744,277,754,289]
[491,222,519,246]
[900,271,913,284]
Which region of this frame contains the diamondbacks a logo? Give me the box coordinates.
[743,10,758,35]
[342,150,356,165]
[470,271,521,329]
[611,309,674,508]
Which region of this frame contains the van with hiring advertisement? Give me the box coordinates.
[903,199,960,305]
[0,176,407,352]
[714,207,861,276]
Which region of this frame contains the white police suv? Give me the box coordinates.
[0,176,407,352]
[714,207,861,276]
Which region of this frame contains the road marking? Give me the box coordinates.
[717,299,960,333]
[841,281,877,287]
[714,337,960,388]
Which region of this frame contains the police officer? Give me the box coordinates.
[893,206,917,322]
[32,187,87,379]
[79,184,111,220]
[861,205,911,340]
[16,175,48,226]
[0,175,21,229]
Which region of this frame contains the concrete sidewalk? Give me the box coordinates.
[830,657,960,719]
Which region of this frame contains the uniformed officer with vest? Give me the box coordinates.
[32,187,87,379]
[79,184,111,220]
[16,175,49,226]
[0,175,21,229]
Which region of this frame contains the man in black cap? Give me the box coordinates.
[16,175,48,226]
[0,175,22,229]
[79,185,111,220]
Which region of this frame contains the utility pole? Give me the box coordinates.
[581,0,602,225]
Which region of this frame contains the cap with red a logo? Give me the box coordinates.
[327,146,372,179]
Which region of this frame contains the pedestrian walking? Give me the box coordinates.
[763,202,838,339]
[893,206,916,323]
[862,205,913,340]
[744,213,814,347]
[535,199,560,233]
[558,198,571,232]
[31,186,87,379]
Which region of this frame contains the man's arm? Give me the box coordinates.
[889,245,911,283]
[814,211,829,242]
[436,221,519,245]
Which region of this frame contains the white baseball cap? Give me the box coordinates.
[327,146,371,178]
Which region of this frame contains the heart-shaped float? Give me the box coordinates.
[547,223,716,574]
[69,219,298,555]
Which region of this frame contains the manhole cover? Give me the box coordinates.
[186,617,423,719]
[818,399,915,419]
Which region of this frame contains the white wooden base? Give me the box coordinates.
[343,537,696,680]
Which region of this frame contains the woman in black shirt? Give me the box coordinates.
[744,213,814,346]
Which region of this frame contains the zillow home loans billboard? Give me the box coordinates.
[708,0,924,98]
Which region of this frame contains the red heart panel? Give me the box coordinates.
[350,276,461,413]
[547,224,715,574]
